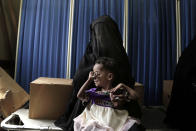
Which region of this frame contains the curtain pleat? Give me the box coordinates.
[128,0,176,105]
[70,0,124,77]
[16,0,70,92]
[180,0,196,51]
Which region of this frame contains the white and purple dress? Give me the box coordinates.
[74,88,140,131]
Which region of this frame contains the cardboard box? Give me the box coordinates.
[0,67,29,118]
[29,77,73,120]
[134,82,144,105]
[163,80,173,108]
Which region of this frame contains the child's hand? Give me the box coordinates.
[88,71,95,81]
[110,84,128,108]
[110,92,126,108]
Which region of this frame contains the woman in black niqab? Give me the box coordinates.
[55,15,139,131]
[164,37,196,130]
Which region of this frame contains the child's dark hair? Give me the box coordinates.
[95,57,119,86]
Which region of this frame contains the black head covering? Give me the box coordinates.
[164,37,196,130]
[55,15,136,131]
[75,15,134,87]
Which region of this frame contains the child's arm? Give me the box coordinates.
[77,71,94,101]
[117,83,138,100]
[110,83,139,102]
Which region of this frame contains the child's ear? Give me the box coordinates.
[107,73,113,80]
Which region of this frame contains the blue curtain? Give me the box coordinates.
[180,0,196,51]
[16,0,180,105]
[70,0,124,77]
[16,0,70,92]
[128,0,176,105]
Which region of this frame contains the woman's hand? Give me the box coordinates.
[110,83,139,108]
[110,83,127,108]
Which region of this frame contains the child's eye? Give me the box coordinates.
[96,72,100,76]
[94,72,100,77]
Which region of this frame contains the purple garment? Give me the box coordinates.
[85,88,113,107]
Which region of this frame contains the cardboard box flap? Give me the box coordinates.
[0,67,29,117]
[134,82,143,87]
[134,82,144,105]
[163,80,173,108]
[0,89,10,100]
[31,77,73,85]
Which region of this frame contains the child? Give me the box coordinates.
[74,57,143,131]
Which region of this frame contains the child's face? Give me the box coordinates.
[93,63,111,88]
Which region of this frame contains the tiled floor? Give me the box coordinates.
[141,106,179,131]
